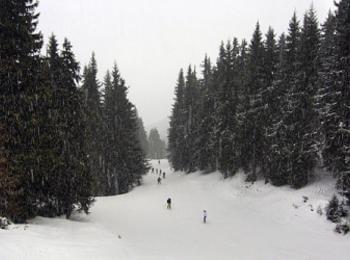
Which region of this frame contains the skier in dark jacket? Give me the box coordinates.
[163,172,166,179]
[157,177,161,184]
[167,198,171,209]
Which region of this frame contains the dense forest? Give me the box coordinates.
[0,0,148,223]
[147,128,167,159]
[135,120,167,159]
[168,2,350,214]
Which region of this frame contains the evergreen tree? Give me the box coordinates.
[183,66,200,172]
[280,13,302,188]
[245,22,266,181]
[213,40,241,177]
[317,11,337,170]
[104,64,148,194]
[168,69,186,171]
[261,27,279,181]
[37,35,93,218]
[236,39,250,173]
[196,55,216,172]
[81,53,104,195]
[328,0,350,200]
[0,0,43,222]
[59,38,93,217]
[326,195,341,223]
[102,70,114,194]
[287,8,320,188]
[265,33,290,185]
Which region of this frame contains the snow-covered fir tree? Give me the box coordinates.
[327,0,350,201]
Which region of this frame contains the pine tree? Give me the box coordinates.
[287,8,320,188]
[265,33,290,185]
[104,64,148,194]
[168,69,186,171]
[39,36,93,218]
[0,0,44,222]
[261,27,279,181]
[281,13,302,188]
[81,53,104,195]
[59,38,93,217]
[326,195,341,223]
[196,55,216,172]
[102,70,114,195]
[245,22,266,182]
[213,40,241,177]
[329,0,350,201]
[236,39,250,173]
[317,11,337,171]
[183,66,200,172]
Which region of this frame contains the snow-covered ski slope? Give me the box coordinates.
[0,159,349,260]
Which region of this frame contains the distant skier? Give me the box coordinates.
[163,172,166,179]
[158,160,160,164]
[159,169,162,176]
[156,169,158,174]
[203,210,207,223]
[157,177,162,184]
[167,198,171,209]
[151,167,154,174]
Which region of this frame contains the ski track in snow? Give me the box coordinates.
[0,159,349,260]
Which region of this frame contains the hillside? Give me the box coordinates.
[0,160,349,259]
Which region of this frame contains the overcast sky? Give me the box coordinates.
[38,0,334,127]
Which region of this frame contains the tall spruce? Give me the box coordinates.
[282,13,302,188]
[59,38,93,217]
[168,69,186,171]
[245,22,265,181]
[0,0,43,222]
[261,27,279,181]
[265,33,290,185]
[287,8,320,188]
[196,55,216,172]
[183,66,200,172]
[329,0,350,200]
[236,39,250,173]
[81,53,104,195]
[104,64,147,194]
[213,40,241,177]
[317,11,337,171]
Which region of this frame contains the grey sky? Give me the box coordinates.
[38,0,334,126]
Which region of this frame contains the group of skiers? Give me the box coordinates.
[151,162,207,223]
[151,167,166,184]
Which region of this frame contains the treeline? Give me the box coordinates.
[136,123,167,160]
[168,2,350,203]
[147,128,167,159]
[0,0,147,223]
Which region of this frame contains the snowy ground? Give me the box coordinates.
[0,159,349,260]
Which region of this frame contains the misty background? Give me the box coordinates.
[37,0,334,131]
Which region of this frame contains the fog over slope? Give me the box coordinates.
[147,117,169,143]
